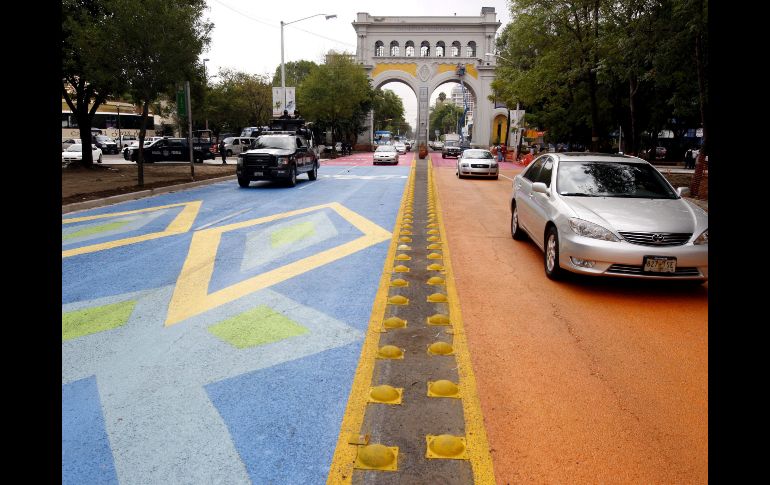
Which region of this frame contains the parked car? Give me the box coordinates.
[115,135,138,149]
[124,137,210,163]
[510,152,708,282]
[222,137,256,156]
[456,149,498,179]
[394,141,407,154]
[62,138,82,151]
[433,141,444,150]
[93,135,118,154]
[373,144,399,165]
[62,144,102,165]
[121,140,152,156]
[442,140,462,159]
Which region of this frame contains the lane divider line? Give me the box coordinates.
[428,158,496,482]
[326,161,417,483]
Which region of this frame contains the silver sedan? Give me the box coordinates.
[373,145,399,165]
[456,149,498,179]
[510,153,708,282]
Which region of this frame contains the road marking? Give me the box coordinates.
[62,201,202,258]
[165,203,392,325]
[430,160,496,483]
[326,163,415,484]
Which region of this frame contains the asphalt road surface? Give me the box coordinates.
[431,159,708,484]
[62,152,708,484]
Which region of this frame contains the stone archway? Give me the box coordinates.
[353,8,501,148]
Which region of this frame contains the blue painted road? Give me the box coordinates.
[62,163,410,484]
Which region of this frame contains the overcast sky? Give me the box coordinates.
[202,0,512,130]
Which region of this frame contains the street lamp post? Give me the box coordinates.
[281,14,336,112]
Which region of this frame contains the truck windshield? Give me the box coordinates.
[254,135,295,150]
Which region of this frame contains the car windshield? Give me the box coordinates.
[96,136,114,142]
[376,146,396,152]
[66,145,87,152]
[253,136,295,150]
[462,150,493,159]
[556,161,678,199]
[223,137,235,144]
[445,141,458,147]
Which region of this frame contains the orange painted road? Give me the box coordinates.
[433,163,708,483]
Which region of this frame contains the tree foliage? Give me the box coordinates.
[271,60,319,88]
[429,101,465,139]
[372,89,406,132]
[205,69,273,135]
[108,0,211,183]
[62,0,128,167]
[491,0,707,156]
[297,51,374,145]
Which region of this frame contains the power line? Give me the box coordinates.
[211,0,356,49]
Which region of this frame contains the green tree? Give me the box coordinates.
[206,69,273,135]
[271,60,319,88]
[62,0,127,168]
[429,101,464,139]
[109,0,211,185]
[297,51,374,150]
[372,89,406,132]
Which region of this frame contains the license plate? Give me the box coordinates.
[643,256,677,273]
[254,171,263,176]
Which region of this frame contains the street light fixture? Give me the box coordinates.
[280,14,336,113]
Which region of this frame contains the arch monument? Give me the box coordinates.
[352,7,505,149]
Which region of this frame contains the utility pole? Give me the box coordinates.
[185,81,194,180]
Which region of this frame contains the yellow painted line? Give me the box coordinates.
[327,162,417,484]
[429,158,496,483]
[62,201,202,258]
[165,203,392,326]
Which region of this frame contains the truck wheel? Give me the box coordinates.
[287,167,297,187]
[442,154,446,159]
[227,150,233,157]
[308,163,318,180]
[237,177,250,188]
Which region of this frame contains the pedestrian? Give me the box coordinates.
[496,145,503,163]
[691,148,700,169]
[280,109,290,119]
[219,139,227,164]
[684,148,693,169]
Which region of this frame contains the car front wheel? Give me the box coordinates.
[237,177,250,188]
[544,226,564,280]
[308,162,318,180]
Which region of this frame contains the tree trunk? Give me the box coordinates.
[629,76,638,155]
[588,68,600,151]
[137,101,150,187]
[690,1,708,197]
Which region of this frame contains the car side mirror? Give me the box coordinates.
[532,182,549,194]
[676,187,690,197]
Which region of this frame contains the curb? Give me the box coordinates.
[62,175,235,214]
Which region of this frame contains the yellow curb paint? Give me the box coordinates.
[62,201,202,258]
[428,158,496,483]
[165,203,391,325]
[327,162,417,484]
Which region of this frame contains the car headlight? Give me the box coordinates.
[568,218,619,242]
[277,157,289,166]
[461,163,468,167]
[693,228,708,245]
[490,162,498,167]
